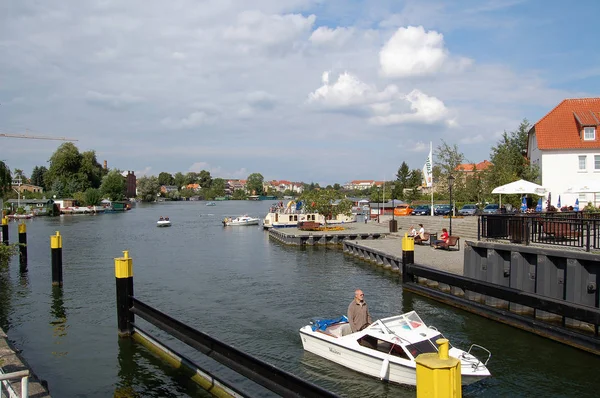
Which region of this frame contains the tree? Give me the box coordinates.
[30,166,48,188]
[173,172,186,189]
[300,189,353,226]
[45,142,83,189]
[84,188,102,206]
[79,151,105,189]
[12,168,28,183]
[198,170,212,189]
[209,178,226,198]
[0,161,11,196]
[246,173,264,195]
[158,172,174,186]
[394,162,411,199]
[100,170,125,201]
[184,172,199,185]
[137,176,161,202]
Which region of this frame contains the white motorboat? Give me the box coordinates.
[206,202,216,206]
[157,218,171,227]
[299,311,491,386]
[223,215,260,226]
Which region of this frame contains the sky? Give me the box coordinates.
[1,0,600,186]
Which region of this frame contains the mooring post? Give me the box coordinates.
[415,338,461,398]
[50,231,63,286]
[18,223,27,272]
[115,250,134,337]
[401,233,414,266]
[1,217,8,245]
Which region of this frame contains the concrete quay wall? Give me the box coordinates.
[1,327,52,397]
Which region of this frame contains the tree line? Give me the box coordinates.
[0,120,538,209]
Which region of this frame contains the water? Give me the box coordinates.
[1,201,599,397]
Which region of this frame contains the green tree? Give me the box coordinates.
[100,170,125,201]
[184,172,199,185]
[84,188,102,205]
[158,172,174,186]
[13,168,27,183]
[198,170,212,188]
[0,161,11,196]
[45,142,83,189]
[137,176,161,202]
[300,189,352,226]
[231,189,247,200]
[246,173,264,195]
[394,162,411,199]
[80,151,105,189]
[30,166,48,188]
[173,172,186,189]
[208,178,226,198]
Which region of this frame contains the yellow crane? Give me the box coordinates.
[0,132,78,141]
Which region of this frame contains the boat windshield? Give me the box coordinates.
[405,335,441,358]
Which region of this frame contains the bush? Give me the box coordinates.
[0,244,19,266]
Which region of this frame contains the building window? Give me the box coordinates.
[579,155,587,170]
[584,127,596,140]
[596,155,600,170]
[579,193,587,202]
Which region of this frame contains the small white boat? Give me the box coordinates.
[157,218,171,227]
[223,215,260,226]
[299,311,491,386]
[206,202,216,206]
[7,213,34,220]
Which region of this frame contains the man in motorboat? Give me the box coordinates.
[347,289,372,333]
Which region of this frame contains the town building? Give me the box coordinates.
[527,98,600,208]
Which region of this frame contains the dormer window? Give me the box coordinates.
[584,127,596,140]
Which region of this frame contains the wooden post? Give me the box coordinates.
[18,223,27,272]
[115,250,134,337]
[50,231,63,286]
[1,217,8,245]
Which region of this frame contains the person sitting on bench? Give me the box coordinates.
[432,228,449,248]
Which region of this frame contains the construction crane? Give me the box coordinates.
[0,132,78,141]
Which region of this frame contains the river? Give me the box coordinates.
[0,201,598,397]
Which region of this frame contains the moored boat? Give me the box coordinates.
[206,202,216,206]
[223,215,260,226]
[7,213,34,220]
[299,311,491,386]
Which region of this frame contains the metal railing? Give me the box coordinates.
[0,370,29,398]
[479,214,600,251]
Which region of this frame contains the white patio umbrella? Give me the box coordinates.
[564,181,600,207]
[491,179,547,206]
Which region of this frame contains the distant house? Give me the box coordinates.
[12,183,44,193]
[160,185,179,194]
[527,98,600,208]
[123,171,137,199]
[185,183,201,191]
[455,160,492,177]
[226,179,246,195]
[6,198,55,215]
[343,180,374,190]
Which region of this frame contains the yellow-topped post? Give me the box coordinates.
[51,231,63,286]
[1,216,8,245]
[416,338,462,398]
[115,250,134,337]
[18,223,27,272]
[401,233,415,280]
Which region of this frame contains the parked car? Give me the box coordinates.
[458,204,479,216]
[393,204,413,216]
[482,204,500,214]
[434,205,455,216]
[412,205,431,216]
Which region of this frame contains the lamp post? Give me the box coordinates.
[377,186,380,223]
[447,175,455,236]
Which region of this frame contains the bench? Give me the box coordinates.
[414,232,431,245]
[540,221,581,240]
[433,236,460,251]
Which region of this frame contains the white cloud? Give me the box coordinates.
[223,10,316,53]
[369,89,455,126]
[380,25,448,78]
[85,90,144,110]
[307,71,398,108]
[307,72,454,126]
[188,162,210,172]
[309,26,354,47]
[161,110,217,129]
[135,166,153,177]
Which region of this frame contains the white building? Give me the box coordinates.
[527,98,600,208]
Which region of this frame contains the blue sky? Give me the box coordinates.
[1,0,599,185]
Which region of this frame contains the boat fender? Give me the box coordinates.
[379,357,389,380]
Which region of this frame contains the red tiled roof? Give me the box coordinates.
[533,98,600,150]
[455,160,492,172]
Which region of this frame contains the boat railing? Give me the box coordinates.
[0,369,29,398]
[462,344,492,368]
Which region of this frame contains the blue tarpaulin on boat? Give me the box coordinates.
[311,315,348,331]
[296,201,303,210]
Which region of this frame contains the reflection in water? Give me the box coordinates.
[115,338,212,398]
[50,285,68,357]
[0,263,12,331]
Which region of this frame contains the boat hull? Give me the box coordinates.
[156,221,171,227]
[223,220,259,226]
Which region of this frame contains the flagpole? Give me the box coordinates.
[430,142,434,216]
